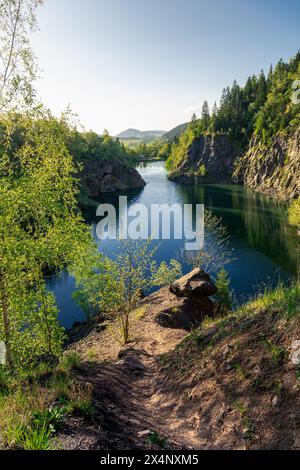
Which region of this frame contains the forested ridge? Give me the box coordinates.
[166,52,300,175]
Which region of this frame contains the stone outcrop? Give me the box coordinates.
[80,159,146,197]
[169,133,239,184]
[168,128,300,201]
[169,268,217,299]
[234,128,300,200]
[154,268,218,330]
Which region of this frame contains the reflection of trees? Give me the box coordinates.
[175,183,298,275]
[81,161,298,277]
[182,210,235,276]
[82,186,145,225]
[238,189,298,275]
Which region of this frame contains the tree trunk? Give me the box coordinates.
[121,313,130,345]
[0,269,13,369]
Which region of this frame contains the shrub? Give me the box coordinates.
[59,352,82,372]
[215,268,233,312]
[197,164,207,177]
[288,197,300,227]
[22,423,53,450]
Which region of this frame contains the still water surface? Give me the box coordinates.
[48,161,298,328]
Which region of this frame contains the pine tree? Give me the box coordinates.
[215,268,232,313]
[201,100,210,130]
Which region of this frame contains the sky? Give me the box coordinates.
[31,0,300,135]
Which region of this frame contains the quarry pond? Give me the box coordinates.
[48,161,298,328]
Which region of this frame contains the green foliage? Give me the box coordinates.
[0,386,55,449]
[184,210,234,273]
[254,54,300,142]
[167,51,300,172]
[201,100,210,130]
[59,352,82,372]
[135,140,171,161]
[0,359,94,449]
[72,240,158,345]
[71,398,96,418]
[157,142,172,160]
[67,128,136,167]
[166,126,195,171]
[265,340,287,366]
[98,240,157,344]
[146,431,167,448]
[288,197,300,227]
[21,423,53,450]
[215,268,233,312]
[0,0,42,111]
[152,259,182,287]
[272,346,286,366]
[197,164,207,177]
[0,109,93,371]
[237,281,300,319]
[31,406,66,432]
[72,241,182,345]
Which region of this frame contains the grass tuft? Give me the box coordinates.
[58,352,82,372]
[0,355,94,450]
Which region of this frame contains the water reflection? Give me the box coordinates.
[48,161,298,328]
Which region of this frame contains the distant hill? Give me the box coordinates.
[116,128,166,140]
[162,122,189,142]
[115,124,189,148]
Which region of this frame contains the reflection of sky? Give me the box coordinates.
[48,161,296,329]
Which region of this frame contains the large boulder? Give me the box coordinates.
[169,268,217,299]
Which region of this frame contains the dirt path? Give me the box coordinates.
[62,287,205,450]
[60,285,300,450]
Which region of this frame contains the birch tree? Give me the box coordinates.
[0,110,92,370]
[0,0,42,111]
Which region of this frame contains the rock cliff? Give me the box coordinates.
[234,128,300,200]
[79,159,146,197]
[168,129,300,201]
[169,133,239,184]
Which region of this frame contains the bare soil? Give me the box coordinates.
[58,287,300,450]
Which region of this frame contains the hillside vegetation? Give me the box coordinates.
[7,280,296,450]
[166,51,300,191]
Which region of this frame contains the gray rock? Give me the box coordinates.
[169,133,238,184]
[290,340,300,366]
[138,429,150,438]
[272,396,279,406]
[80,160,146,197]
[169,268,217,299]
[234,127,300,200]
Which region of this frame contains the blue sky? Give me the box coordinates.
[31,0,300,135]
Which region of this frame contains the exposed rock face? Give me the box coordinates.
[169,268,218,299]
[168,128,300,201]
[234,128,300,200]
[169,133,239,184]
[80,159,146,197]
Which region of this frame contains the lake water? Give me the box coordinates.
[48,161,298,328]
